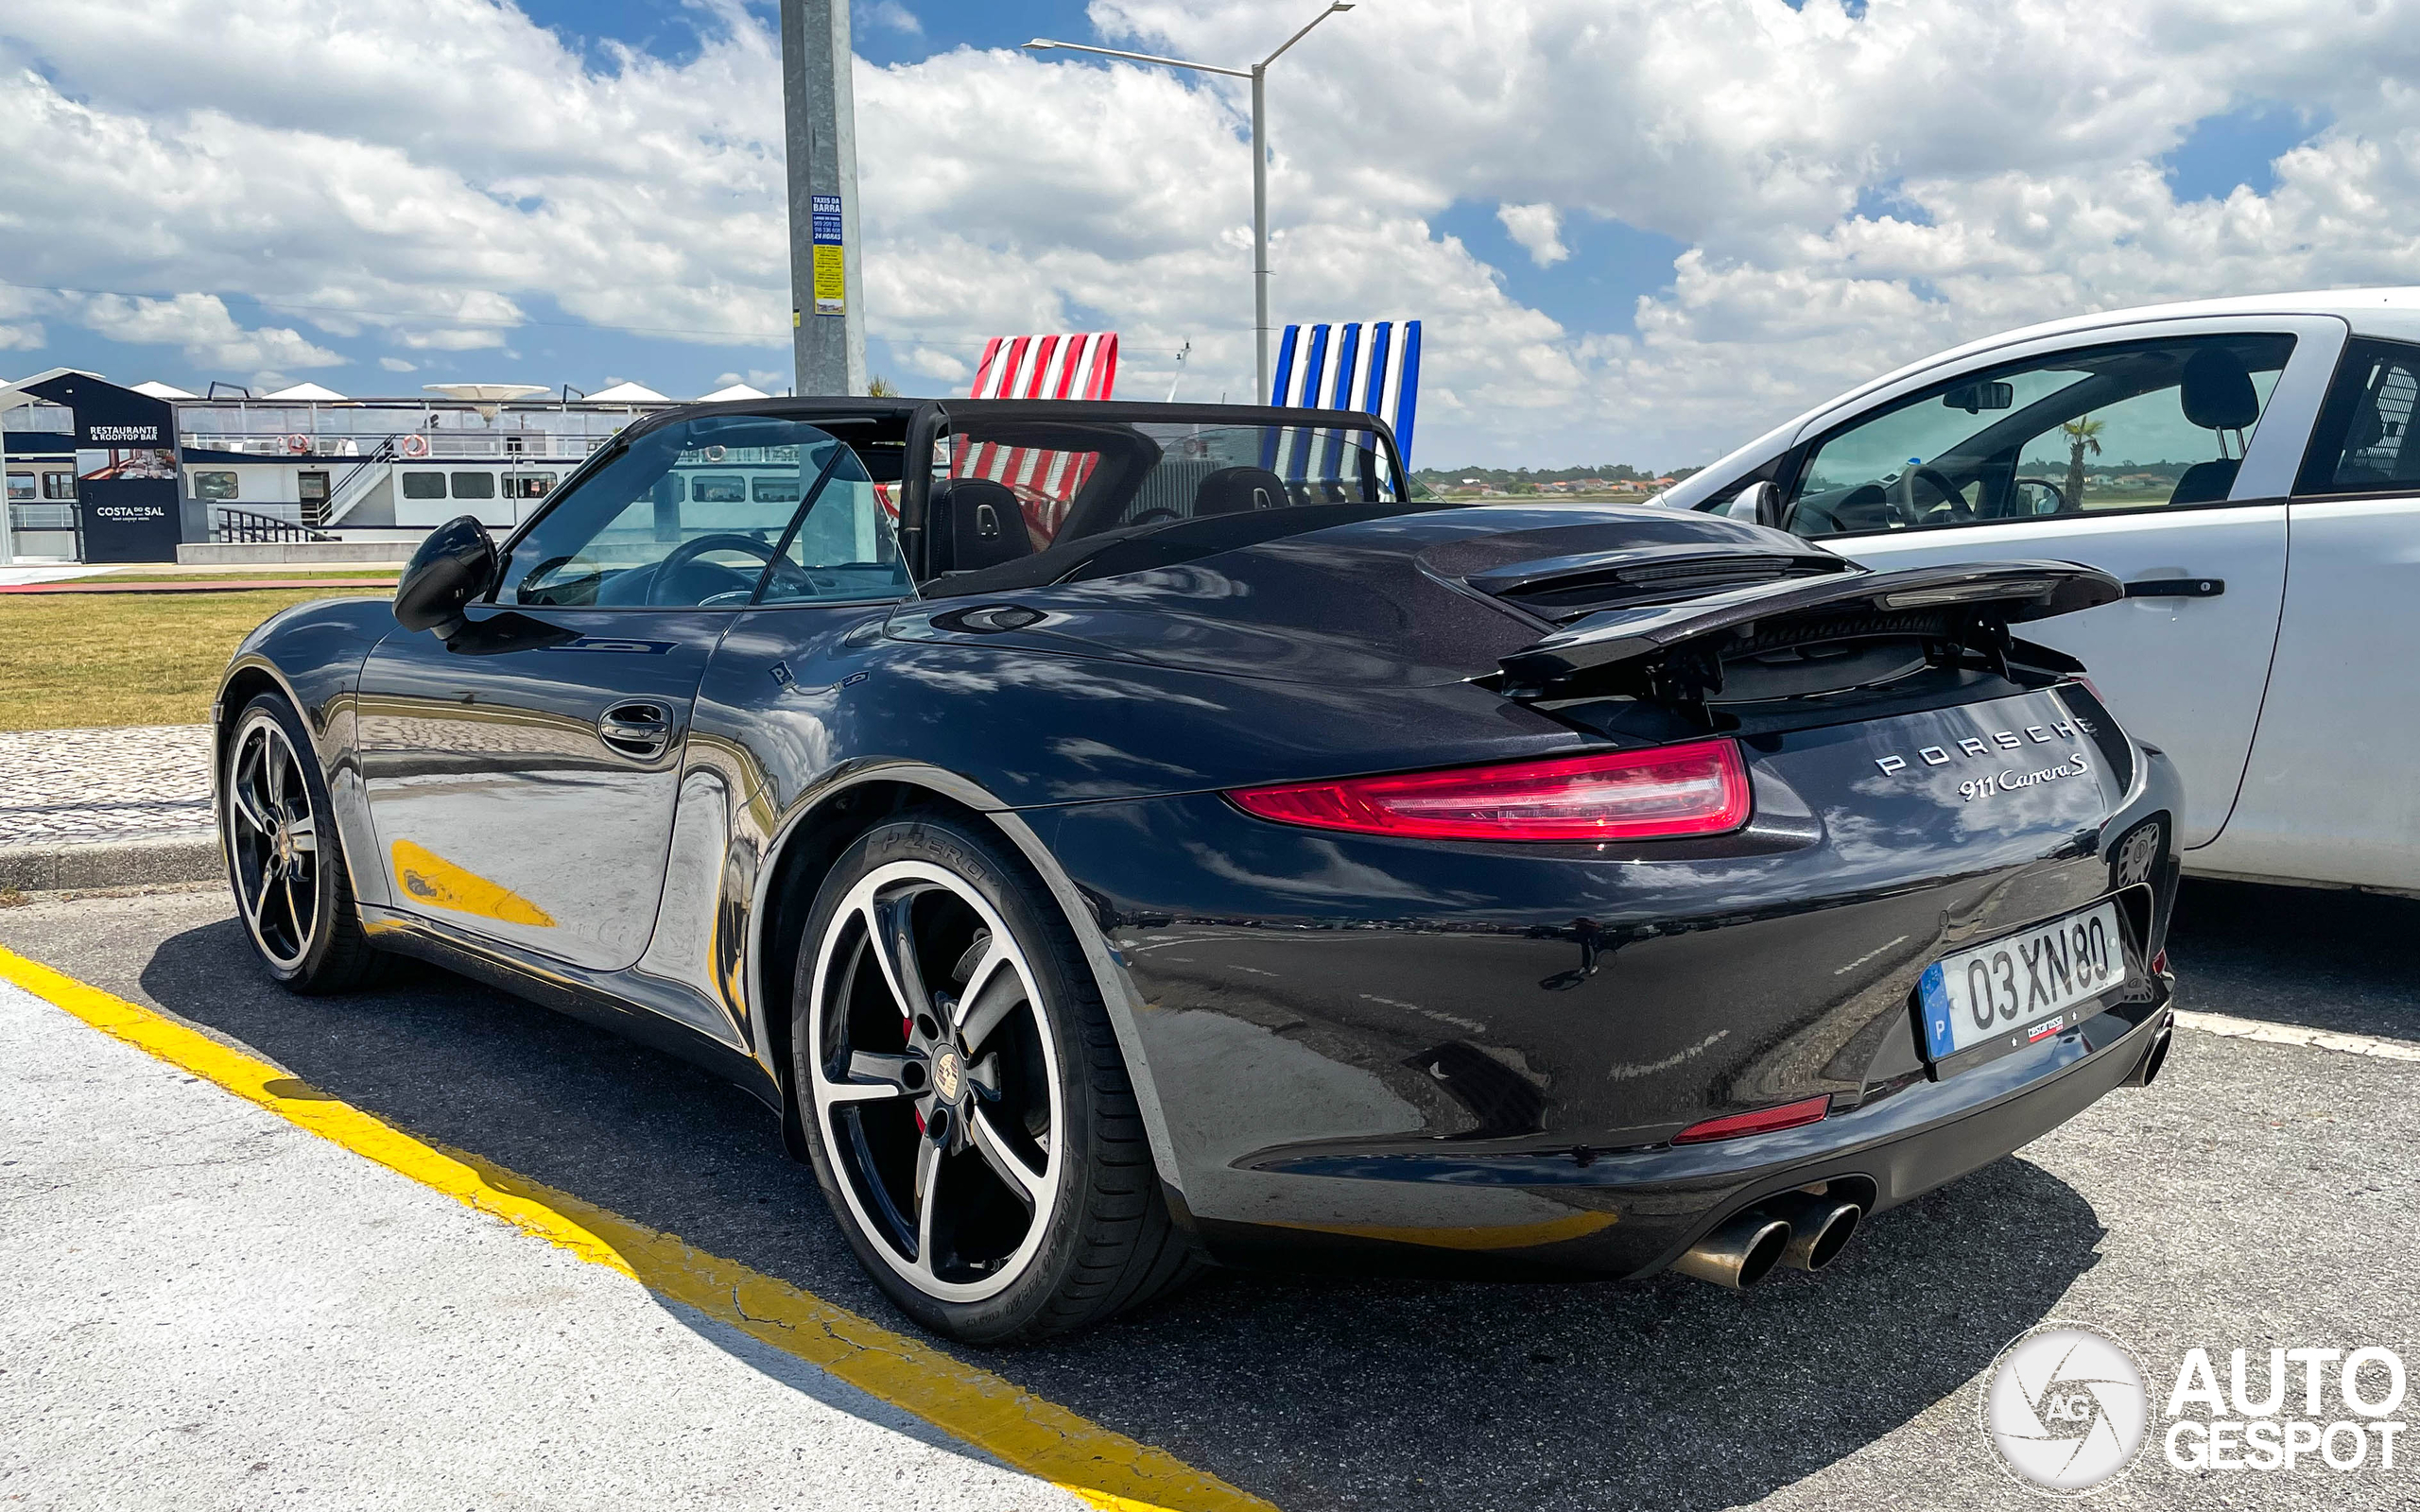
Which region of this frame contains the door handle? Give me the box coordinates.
[598,701,673,759]
[2123,577,2224,599]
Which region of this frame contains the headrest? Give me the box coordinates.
[930,477,1030,572]
[2181,347,2260,432]
[1194,466,1288,517]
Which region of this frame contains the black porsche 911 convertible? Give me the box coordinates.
[214,396,2180,1342]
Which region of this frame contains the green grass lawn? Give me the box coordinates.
[0,589,373,731]
[90,569,399,584]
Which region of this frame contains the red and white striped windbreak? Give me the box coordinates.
[956,332,1120,543]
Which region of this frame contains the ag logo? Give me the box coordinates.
[1982,1323,2150,1494]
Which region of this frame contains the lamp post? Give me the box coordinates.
[1024,4,1354,405]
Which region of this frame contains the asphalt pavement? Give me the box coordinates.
[4,878,2418,1511]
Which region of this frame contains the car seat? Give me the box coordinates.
[1194,466,1288,516]
[927,477,1032,574]
[2170,347,2260,504]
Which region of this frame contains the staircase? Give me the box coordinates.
[316,437,398,529]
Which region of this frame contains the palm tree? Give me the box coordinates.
[2062,416,2104,509]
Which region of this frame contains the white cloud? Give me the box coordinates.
[1,1,2417,463]
[1496,202,1569,266]
[78,292,342,370]
[866,1,922,37]
[378,355,417,372]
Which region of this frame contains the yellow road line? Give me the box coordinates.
[0,944,1273,1512]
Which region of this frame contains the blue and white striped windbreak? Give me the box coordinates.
[1266,320,1423,466]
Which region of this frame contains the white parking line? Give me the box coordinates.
[2173,1010,2420,1062]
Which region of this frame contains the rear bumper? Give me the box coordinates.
[1195,992,2169,1279]
[1031,695,2182,1278]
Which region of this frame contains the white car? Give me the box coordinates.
[1663,288,2420,895]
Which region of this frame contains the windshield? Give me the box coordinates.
[503,414,908,608]
[923,417,1417,588]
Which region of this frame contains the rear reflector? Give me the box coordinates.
[1672,1094,1832,1145]
[1226,738,1752,843]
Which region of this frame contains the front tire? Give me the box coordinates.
[223,692,380,993]
[792,815,1197,1343]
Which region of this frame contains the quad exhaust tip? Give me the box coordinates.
[1668,1212,1792,1291]
[1768,1194,1862,1273]
[1672,1194,1867,1290]
[2123,1018,2174,1089]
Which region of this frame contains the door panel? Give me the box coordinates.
[1779,319,2348,851]
[1837,507,2285,848]
[357,609,727,968]
[2201,495,2420,889]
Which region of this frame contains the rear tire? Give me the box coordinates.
[223,692,381,993]
[792,815,1199,1343]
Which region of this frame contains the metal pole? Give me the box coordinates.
[0,412,15,567]
[781,0,868,397]
[1252,64,1270,405]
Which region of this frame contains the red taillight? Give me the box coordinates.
[1671,1094,1832,1145]
[2152,949,2169,976]
[1226,738,1751,843]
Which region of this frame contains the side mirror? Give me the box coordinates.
[1942,381,2014,414]
[394,514,498,639]
[1722,480,1788,531]
[2012,478,2068,516]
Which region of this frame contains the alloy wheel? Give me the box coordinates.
[226,713,321,971]
[806,860,1063,1304]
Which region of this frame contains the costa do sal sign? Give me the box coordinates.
[24,373,182,562]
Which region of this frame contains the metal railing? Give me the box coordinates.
[9,502,76,530]
[216,507,331,544]
[183,430,616,462]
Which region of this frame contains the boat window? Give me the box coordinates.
[450,471,496,500]
[401,472,447,500]
[194,471,238,501]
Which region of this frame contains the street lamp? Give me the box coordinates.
[1024,4,1354,404]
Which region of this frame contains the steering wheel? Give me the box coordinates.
[1890,465,1969,526]
[1128,507,1183,527]
[648,532,804,606]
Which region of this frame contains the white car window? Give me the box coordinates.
[2295,339,2420,497]
[1786,335,2293,540]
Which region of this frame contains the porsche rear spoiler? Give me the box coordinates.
[1495,559,2122,702]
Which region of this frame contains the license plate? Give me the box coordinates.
[1918,901,2130,1060]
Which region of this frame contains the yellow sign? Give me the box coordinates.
[812,243,845,316]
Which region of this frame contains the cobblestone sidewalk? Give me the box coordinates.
[0,726,214,846]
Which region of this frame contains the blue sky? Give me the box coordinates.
[519,0,1101,70]
[11,1,1716,406]
[2,0,2394,468]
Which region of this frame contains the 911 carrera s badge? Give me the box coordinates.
[930,1047,964,1103]
[1957,753,2088,801]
